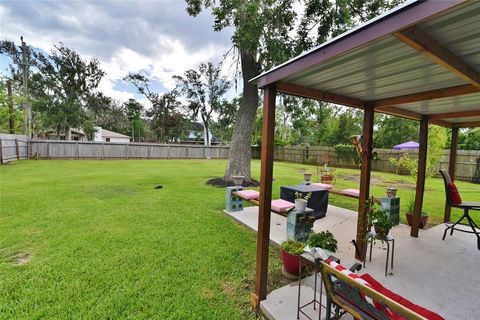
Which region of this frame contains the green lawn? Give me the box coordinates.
[1,159,478,319]
[0,160,282,319]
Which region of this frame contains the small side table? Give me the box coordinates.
[363,231,395,276]
[297,253,339,320]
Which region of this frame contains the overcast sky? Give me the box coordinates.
[0,0,235,104]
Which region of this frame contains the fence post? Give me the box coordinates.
[126,144,129,160]
[0,138,3,164]
[101,143,105,160]
[15,139,20,160]
[186,146,190,159]
[47,141,50,160]
[148,144,151,160]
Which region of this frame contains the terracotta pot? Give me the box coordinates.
[406,213,429,229]
[295,199,307,212]
[280,249,303,275]
[374,226,390,238]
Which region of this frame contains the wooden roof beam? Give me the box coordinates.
[452,121,480,128]
[429,109,480,120]
[276,82,365,109]
[394,26,480,88]
[377,106,451,127]
[373,84,479,108]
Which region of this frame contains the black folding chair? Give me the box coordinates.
[440,170,480,249]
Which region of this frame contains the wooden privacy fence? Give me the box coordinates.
[28,140,230,160]
[252,145,480,181]
[0,134,29,164]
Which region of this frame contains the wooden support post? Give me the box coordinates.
[15,139,20,160]
[252,85,276,309]
[76,142,79,160]
[148,144,151,160]
[101,143,105,160]
[411,116,429,237]
[444,127,458,222]
[355,104,374,261]
[46,141,50,160]
[0,138,3,164]
[126,144,129,160]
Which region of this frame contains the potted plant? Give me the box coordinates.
[294,191,311,212]
[306,230,338,253]
[280,240,305,275]
[405,195,429,228]
[368,206,394,238]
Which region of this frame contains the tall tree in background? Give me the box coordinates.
[146,93,187,143]
[124,74,186,143]
[32,44,104,140]
[174,62,231,146]
[211,97,239,143]
[374,115,419,148]
[123,98,145,142]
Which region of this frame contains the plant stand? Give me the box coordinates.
[363,231,395,277]
[286,208,315,242]
[297,253,340,320]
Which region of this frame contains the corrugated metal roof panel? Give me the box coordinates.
[396,92,480,115]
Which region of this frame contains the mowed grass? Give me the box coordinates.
[0,160,282,319]
[1,159,479,319]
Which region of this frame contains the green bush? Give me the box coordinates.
[281,240,305,255]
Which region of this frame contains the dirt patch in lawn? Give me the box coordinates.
[338,174,415,189]
[206,177,260,188]
[10,252,32,266]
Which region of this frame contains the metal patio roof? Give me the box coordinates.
[253,0,480,128]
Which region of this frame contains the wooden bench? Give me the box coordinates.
[321,260,444,320]
[310,183,381,203]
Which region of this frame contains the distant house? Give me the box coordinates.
[93,127,131,143]
[44,128,86,141]
[183,122,220,145]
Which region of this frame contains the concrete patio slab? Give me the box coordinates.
[224,205,480,319]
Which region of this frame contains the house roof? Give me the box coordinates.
[253,0,480,128]
[101,129,131,139]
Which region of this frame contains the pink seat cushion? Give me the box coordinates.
[341,189,360,197]
[311,183,334,189]
[360,274,444,320]
[270,199,295,213]
[235,190,260,200]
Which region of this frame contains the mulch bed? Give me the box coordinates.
[206,177,260,188]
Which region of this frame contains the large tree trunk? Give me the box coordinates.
[224,50,260,181]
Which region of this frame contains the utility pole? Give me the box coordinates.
[21,36,31,137]
[7,80,14,134]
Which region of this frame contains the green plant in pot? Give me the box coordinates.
[306,230,338,253]
[280,240,305,275]
[294,191,311,212]
[405,194,429,228]
[368,206,394,238]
